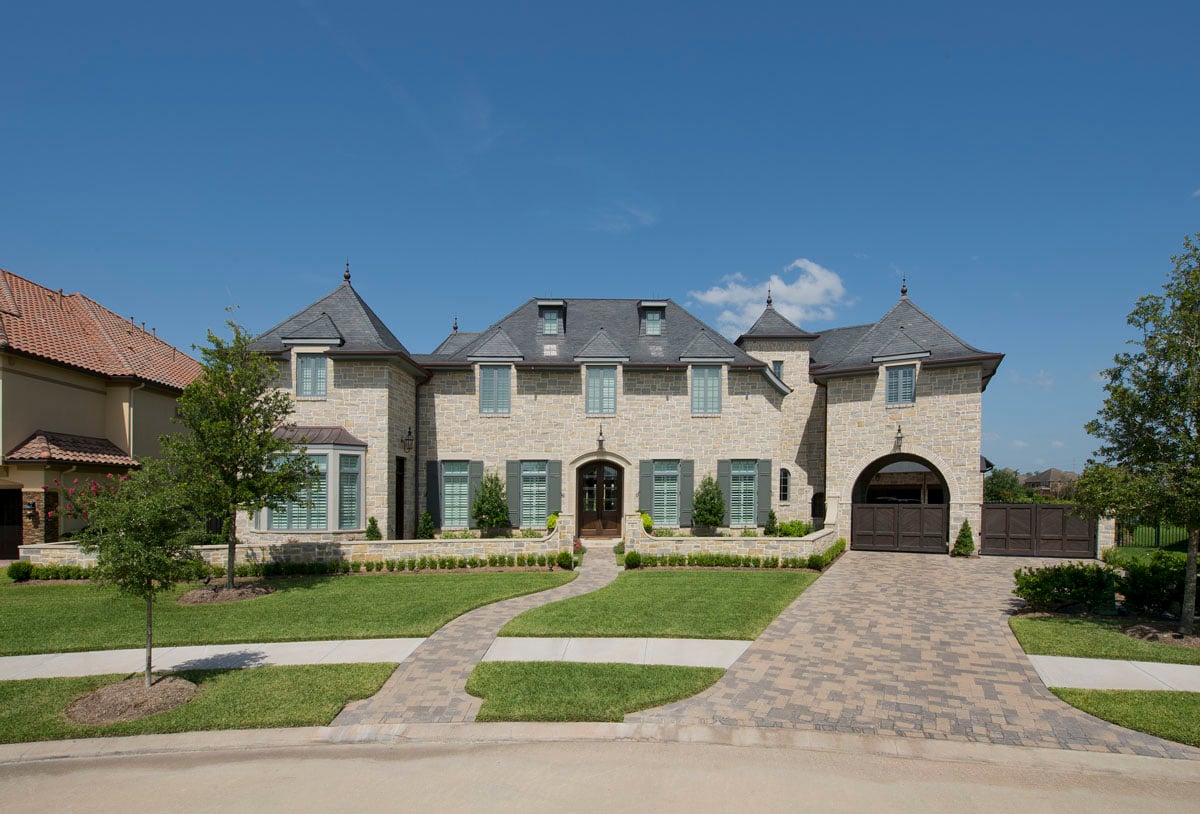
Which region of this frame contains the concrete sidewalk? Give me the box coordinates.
[1029,655,1200,691]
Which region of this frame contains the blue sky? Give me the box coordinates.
[3,1,1198,474]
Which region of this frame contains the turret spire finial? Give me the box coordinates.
[344,260,351,283]
[766,287,773,307]
[452,315,458,334]
[900,276,908,297]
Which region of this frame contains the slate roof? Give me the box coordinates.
[251,276,423,372]
[735,304,819,345]
[0,269,201,391]
[421,298,767,370]
[810,295,1003,386]
[6,430,139,467]
[274,425,367,447]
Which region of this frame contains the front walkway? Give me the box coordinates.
[627,551,1200,759]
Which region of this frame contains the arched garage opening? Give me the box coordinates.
[851,454,949,553]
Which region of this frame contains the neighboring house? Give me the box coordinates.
[0,269,201,558]
[1021,468,1078,498]
[241,271,1002,553]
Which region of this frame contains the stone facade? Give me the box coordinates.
[629,526,840,560]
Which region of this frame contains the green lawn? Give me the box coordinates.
[0,572,574,655]
[1009,615,1200,666]
[499,570,817,640]
[466,661,723,721]
[0,663,396,744]
[1051,688,1200,748]
[1103,543,1188,567]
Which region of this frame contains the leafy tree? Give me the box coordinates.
[65,461,200,687]
[692,475,725,529]
[471,472,510,533]
[984,468,1034,503]
[1075,234,1200,634]
[162,319,315,589]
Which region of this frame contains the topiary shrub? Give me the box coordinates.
[416,511,436,540]
[546,512,558,531]
[6,561,33,582]
[472,472,510,535]
[952,520,975,557]
[692,476,725,531]
[641,512,653,533]
[1012,562,1120,612]
[764,510,779,537]
[365,516,382,541]
[555,550,574,570]
[624,550,642,569]
[778,520,812,537]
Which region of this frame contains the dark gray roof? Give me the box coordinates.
[274,425,367,447]
[736,304,819,345]
[810,296,1002,385]
[251,280,417,361]
[424,298,767,369]
[468,328,523,360]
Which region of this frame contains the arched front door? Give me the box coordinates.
[577,462,623,537]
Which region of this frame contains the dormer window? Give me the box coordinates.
[645,310,662,336]
[542,309,559,335]
[639,300,667,336]
[537,300,565,336]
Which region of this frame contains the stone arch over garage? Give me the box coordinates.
[839,445,959,553]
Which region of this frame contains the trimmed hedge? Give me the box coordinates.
[622,539,846,572]
[1013,562,1120,612]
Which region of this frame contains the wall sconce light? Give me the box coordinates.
[402,427,414,452]
[23,501,38,516]
[597,424,606,451]
[895,424,904,444]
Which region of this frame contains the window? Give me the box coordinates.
[442,461,470,528]
[779,468,790,502]
[645,310,663,336]
[269,455,328,530]
[480,365,511,414]
[652,460,680,526]
[691,365,721,415]
[772,360,784,380]
[886,364,916,405]
[297,355,327,397]
[542,308,559,335]
[338,455,360,530]
[586,365,617,415]
[520,461,548,527]
[275,360,291,389]
[730,460,757,527]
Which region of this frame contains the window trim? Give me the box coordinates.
[690,364,722,415]
[479,364,512,415]
[262,445,366,532]
[296,354,327,398]
[519,460,548,528]
[779,468,790,503]
[885,363,917,406]
[441,460,471,529]
[730,459,757,527]
[585,364,617,415]
[651,459,680,527]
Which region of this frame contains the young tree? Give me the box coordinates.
[66,461,200,687]
[471,471,510,534]
[692,475,725,530]
[983,468,1034,503]
[162,319,315,588]
[1075,234,1200,634]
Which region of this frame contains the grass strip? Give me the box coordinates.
[500,570,816,640]
[466,661,723,722]
[1009,616,1200,666]
[0,572,575,656]
[0,663,396,744]
[1051,688,1200,748]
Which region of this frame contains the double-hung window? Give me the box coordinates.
[585,366,616,415]
[297,355,327,397]
[520,461,548,527]
[691,365,721,415]
[269,454,329,530]
[886,364,916,405]
[480,365,511,414]
[338,455,360,530]
[730,460,757,527]
[652,460,680,527]
[645,310,663,336]
[542,309,559,335]
[442,461,470,528]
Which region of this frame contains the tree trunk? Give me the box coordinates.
[1183,526,1198,636]
[145,595,153,688]
[225,507,237,590]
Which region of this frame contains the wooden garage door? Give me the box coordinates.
[981,504,1096,557]
[852,504,947,553]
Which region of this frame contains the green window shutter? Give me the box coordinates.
[717,459,731,527]
[467,460,483,528]
[338,455,360,530]
[756,459,772,526]
[506,460,521,526]
[639,460,653,513]
[546,461,562,515]
[679,460,694,527]
[426,460,441,524]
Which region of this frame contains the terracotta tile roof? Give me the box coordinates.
[6,430,139,467]
[0,269,201,391]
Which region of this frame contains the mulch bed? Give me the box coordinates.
[1123,622,1200,650]
[65,675,198,725]
[177,583,275,605]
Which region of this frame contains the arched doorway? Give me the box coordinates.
[577,462,623,537]
[851,454,949,553]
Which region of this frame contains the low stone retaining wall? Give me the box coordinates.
[19,530,568,567]
[630,526,839,559]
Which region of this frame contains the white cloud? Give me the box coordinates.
[689,258,847,337]
[1193,187,1200,197]
[1051,440,1066,449]
[1010,369,1056,391]
[590,204,658,234]
[1013,440,1029,448]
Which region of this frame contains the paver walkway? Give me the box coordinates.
[333,545,621,725]
[627,551,1200,759]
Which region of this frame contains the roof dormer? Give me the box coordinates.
[537,299,565,336]
[638,300,668,336]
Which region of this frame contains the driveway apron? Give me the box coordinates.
[628,551,1199,759]
[334,548,620,725]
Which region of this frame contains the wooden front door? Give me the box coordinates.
[0,491,21,559]
[577,463,622,537]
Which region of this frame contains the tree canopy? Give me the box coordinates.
[1075,234,1200,633]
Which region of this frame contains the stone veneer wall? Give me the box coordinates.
[419,365,783,532]
[1096,517,1116,553]
[823,364,985,544]
[629,526,840,560]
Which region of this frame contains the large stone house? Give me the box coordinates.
[240,270,1002,554]
[0,269,201,558]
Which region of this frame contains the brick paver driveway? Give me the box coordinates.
[629,551,1199,759]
